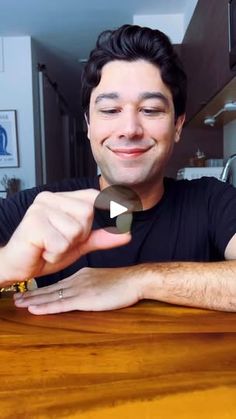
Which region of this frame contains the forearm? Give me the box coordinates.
[138,261,236,312]
[14,261,236,315]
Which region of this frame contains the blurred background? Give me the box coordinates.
[0,0,235,192]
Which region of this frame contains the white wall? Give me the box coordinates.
[0,37,36,190]
[133,1,198,44]
[133,14,184,43]
[0,38,3,72]
[223,119,236,186]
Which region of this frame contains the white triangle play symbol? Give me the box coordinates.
[110,200,128,219]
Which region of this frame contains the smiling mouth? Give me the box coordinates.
[109,147,152,159]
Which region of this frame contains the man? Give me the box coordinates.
[1,24,236,314]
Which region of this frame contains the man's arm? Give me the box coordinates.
[0,189,130,287]
[141,260,236,312]
[14,258,236,314]
[13,232,236,315]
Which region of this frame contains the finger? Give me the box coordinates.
[24,202,93,264]
[37,229,131,276]
[14,286,72,307]
[30,197,97,264]
[28,297,78,315]
[28,216,73,260]
[4,215,70,279]
[24,289,103,315]
[13,280,69,300]
[41,209,92,263]
[14,291,57,307]
[14,271,78,304]
[79,228,131,256]
[35,189,100,215]
[33,196,95,232]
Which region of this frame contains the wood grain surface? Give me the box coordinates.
[1,298,236,418]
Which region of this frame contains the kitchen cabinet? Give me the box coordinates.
[188,75,236,128]
[181,0,236,123]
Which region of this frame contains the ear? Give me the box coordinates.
[84,113,90,140]
[174,114,185,143]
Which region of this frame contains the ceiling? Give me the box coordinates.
[0,0,198,114]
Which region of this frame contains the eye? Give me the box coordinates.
[100,108,120,114]
[141,108,164,116]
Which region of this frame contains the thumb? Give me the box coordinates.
[79,228,131,256]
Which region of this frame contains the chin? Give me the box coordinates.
[100,163,162,187]
[105,172,152,188]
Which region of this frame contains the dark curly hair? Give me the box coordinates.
[81,24,187,119]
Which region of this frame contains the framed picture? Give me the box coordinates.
[0,190,7,199]
[0,110,19,167]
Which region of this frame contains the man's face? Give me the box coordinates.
[86,59,185,188]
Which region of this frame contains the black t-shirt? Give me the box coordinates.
[1,176,236,287]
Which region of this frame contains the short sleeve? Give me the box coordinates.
[207,178,236,257]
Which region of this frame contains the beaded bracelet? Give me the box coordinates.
[0,278,36,294]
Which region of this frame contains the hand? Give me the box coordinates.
[13,266,143,315]
[0,190,131,286]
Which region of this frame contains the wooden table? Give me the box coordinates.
[1,298,236,418]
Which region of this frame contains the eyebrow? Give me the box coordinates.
[138,92,170,107]
[94,91,170,107]
[95,93,119,104]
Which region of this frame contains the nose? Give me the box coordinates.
[118,110,144,139]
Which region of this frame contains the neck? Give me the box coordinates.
[99,175,165,210]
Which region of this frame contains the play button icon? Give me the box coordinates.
[94,185,142,234]
[110,200,128,219]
